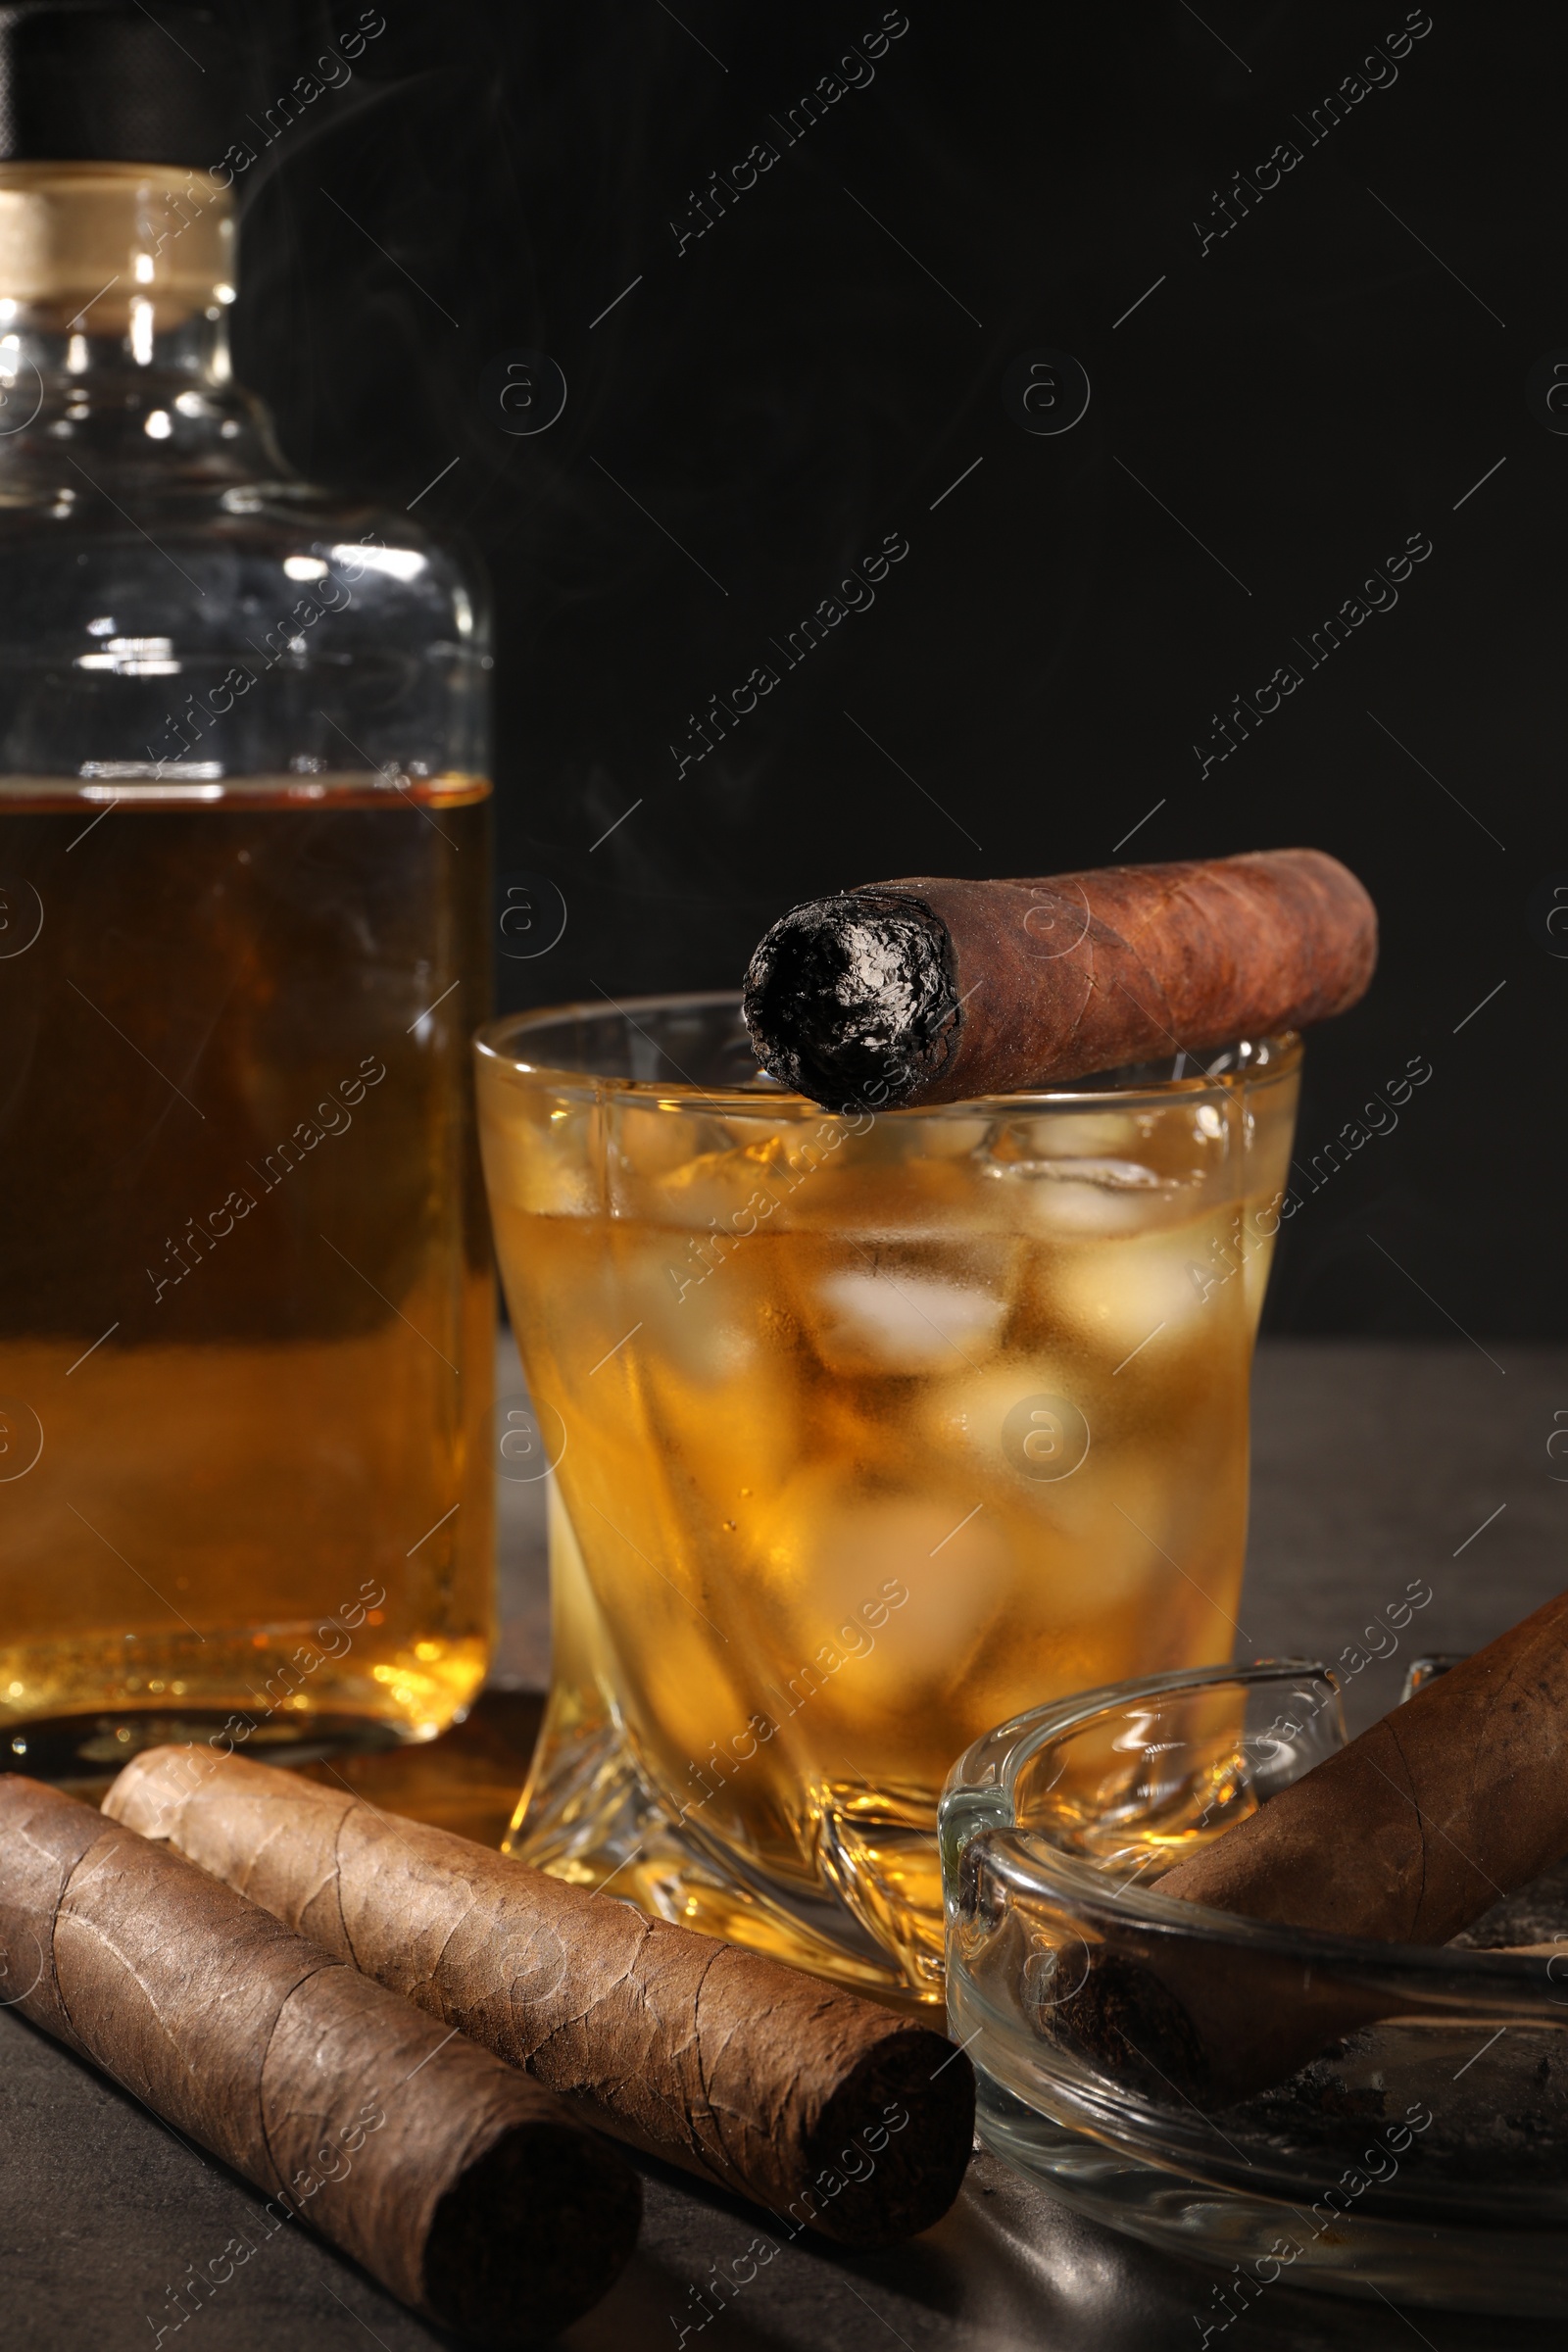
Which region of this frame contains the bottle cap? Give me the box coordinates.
[0,2,242,165]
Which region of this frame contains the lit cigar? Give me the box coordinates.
[106,1745,975,2247]
[742,848,1375,1107]
[1054,1590,1568,2105]
[0,1778,639,2343]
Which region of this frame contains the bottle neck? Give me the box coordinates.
[0,161,274,477]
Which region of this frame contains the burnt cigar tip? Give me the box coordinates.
[422,2118,643,2344]
[742,889,956,1108]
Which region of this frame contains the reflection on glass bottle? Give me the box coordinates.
[0,9,494,1771]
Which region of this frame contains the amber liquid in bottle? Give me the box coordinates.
[0,774,493,1769]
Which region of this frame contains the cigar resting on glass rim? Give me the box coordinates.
[1053,1590,1568,2107]
[0,1777,640,2345]
[105,1744,976,2248]
[743,848,1376,1108]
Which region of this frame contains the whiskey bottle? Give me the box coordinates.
[0,5,495,1773]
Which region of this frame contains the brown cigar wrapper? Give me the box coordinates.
[919,850,1374,1097]
[1053,1592,1568,2106]
[0,1777,639,2342]
[1159,1589,1568,1937]
[107,1746,974,2245]
[745,849,1375,1106]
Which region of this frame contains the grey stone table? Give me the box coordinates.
[5,1340,1564,2351]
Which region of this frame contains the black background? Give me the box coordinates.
[225,1,1557,1339]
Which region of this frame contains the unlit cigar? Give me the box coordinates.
[743,848,1376,1108]
[107,1745,975,2247]
[0,1778,639,2344]
[1055,1590,1568,2105]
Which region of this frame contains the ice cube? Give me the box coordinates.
[612,1226,771,1389]
[990,1110,1143,1161]
[762,1470,1014,1700]
[906,1115,993,1161]
[610,1121,772,1228]
[916,1363,1080,1472]
[984,1154,1184,1239]
[477,1081,604,1216]
[612,1102,709,1187]
[1048,1211,1245,1353]
[809,1263,1011,1376]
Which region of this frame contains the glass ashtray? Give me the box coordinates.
[940,1660,1568,2316]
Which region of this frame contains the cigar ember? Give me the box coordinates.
[106,1745,975,2248]
[1059,1590,1568,2106]
[742,849,1376,1108]
[0,1778,640,2345]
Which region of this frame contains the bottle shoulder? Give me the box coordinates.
[0,376,489,637]
[0,296,490,779]
[216,479,490,591]
[0,475,490,658]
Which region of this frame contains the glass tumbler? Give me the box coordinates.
[476,994,1300,1997]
